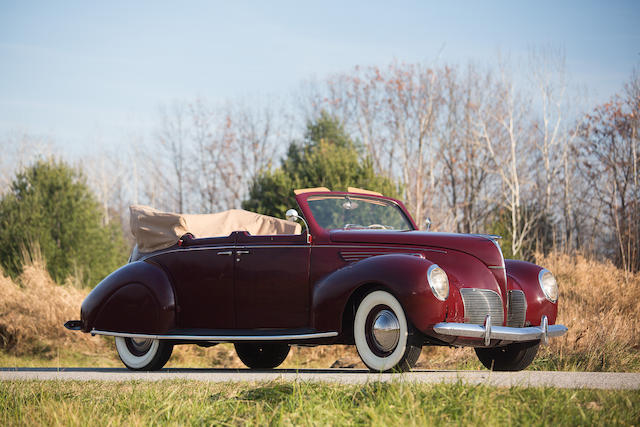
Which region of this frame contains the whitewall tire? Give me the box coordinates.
[115,337,174,371]
[354,290,422,372]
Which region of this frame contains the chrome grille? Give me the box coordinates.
[460,288,504,325]
[506,290,527,327]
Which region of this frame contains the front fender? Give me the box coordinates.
[311,254,447,334]
[80,261,176,334]
[505,259,558,325]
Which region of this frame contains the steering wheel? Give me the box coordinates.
[344,224,365,230]
[367,224,388,230]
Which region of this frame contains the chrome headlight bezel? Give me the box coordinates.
[538,269,558,303]
[427,264,449,301]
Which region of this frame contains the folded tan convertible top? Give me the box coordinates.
[130,205,302,253]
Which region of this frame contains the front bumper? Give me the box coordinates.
[433,315,568,346]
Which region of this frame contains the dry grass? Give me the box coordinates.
[0,260,104,357]
[1,252,638,371]
[533,252,640,371]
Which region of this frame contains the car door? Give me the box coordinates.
[152,234,236,330]
[233,232,311,329]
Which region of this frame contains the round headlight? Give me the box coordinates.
[538,269,558,303]
[428,265,449,301]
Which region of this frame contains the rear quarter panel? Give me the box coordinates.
[80,261,176,334]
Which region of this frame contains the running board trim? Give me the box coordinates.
[90,329,338,341]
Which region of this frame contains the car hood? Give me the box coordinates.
[329,230,504,268]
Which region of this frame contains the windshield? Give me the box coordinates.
[306,195,414,231]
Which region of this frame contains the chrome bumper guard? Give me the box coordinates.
[433,315,568,346]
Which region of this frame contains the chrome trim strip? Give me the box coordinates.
[144,244,447,259]
[324,245,446,254]
[487,266,505,269]
[486,236,507,286]
[90,329,338,341]
[339,251,425,262]
[433,322,568,343]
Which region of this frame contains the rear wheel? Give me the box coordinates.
[354,290,422,372]
[234,343,290,369]
[475,341,540,371]
[115,337,173,371]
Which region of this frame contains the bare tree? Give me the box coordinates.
[156,102,190,212]
[0,131,54,194]
[439,64,492,233]
[473,62,539,257]
[579,71,640,272]
[144,99,279,214]
[526,46,589,254]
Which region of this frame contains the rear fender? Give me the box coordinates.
[80,261,176,334]
[311,254,447,334]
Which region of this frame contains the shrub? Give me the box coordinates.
[0,159,128,286]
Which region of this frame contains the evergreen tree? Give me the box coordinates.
[0,159,128,286]
[243,112,400,218]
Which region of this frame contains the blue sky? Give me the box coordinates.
[1,1,639,154]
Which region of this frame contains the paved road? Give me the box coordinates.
[1,368,639,389]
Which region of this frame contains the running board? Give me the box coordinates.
[90,329,338,341]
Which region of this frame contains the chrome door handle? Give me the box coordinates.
[217,251,233,256]
[236,250,250,262]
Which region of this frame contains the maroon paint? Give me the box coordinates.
[234,232,310,328]
[151,234,236,329]
[76,190,560,345]
[312,254,446,333]
[80,261,176,334]
[505,259,558,324]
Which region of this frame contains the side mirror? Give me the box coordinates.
[425,217,431,231]
[285,208,311,243]
[286,209,300,222]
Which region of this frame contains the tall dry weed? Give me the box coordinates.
[0,259,107,357]
[535,252,640,371]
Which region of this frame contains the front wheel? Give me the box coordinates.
[234,343,290,369]
[475,341,540,371]
[115,337,173,371]
[354,290,422,372]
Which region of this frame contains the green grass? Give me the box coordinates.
[1,380,638,426]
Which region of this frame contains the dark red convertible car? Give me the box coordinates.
[66,187,567,372]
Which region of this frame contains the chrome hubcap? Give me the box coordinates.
[129,338,152,353]
[371,309,400,352]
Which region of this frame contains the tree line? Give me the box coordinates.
[1,52,639,281]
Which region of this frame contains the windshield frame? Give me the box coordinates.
[295,191,417,237]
